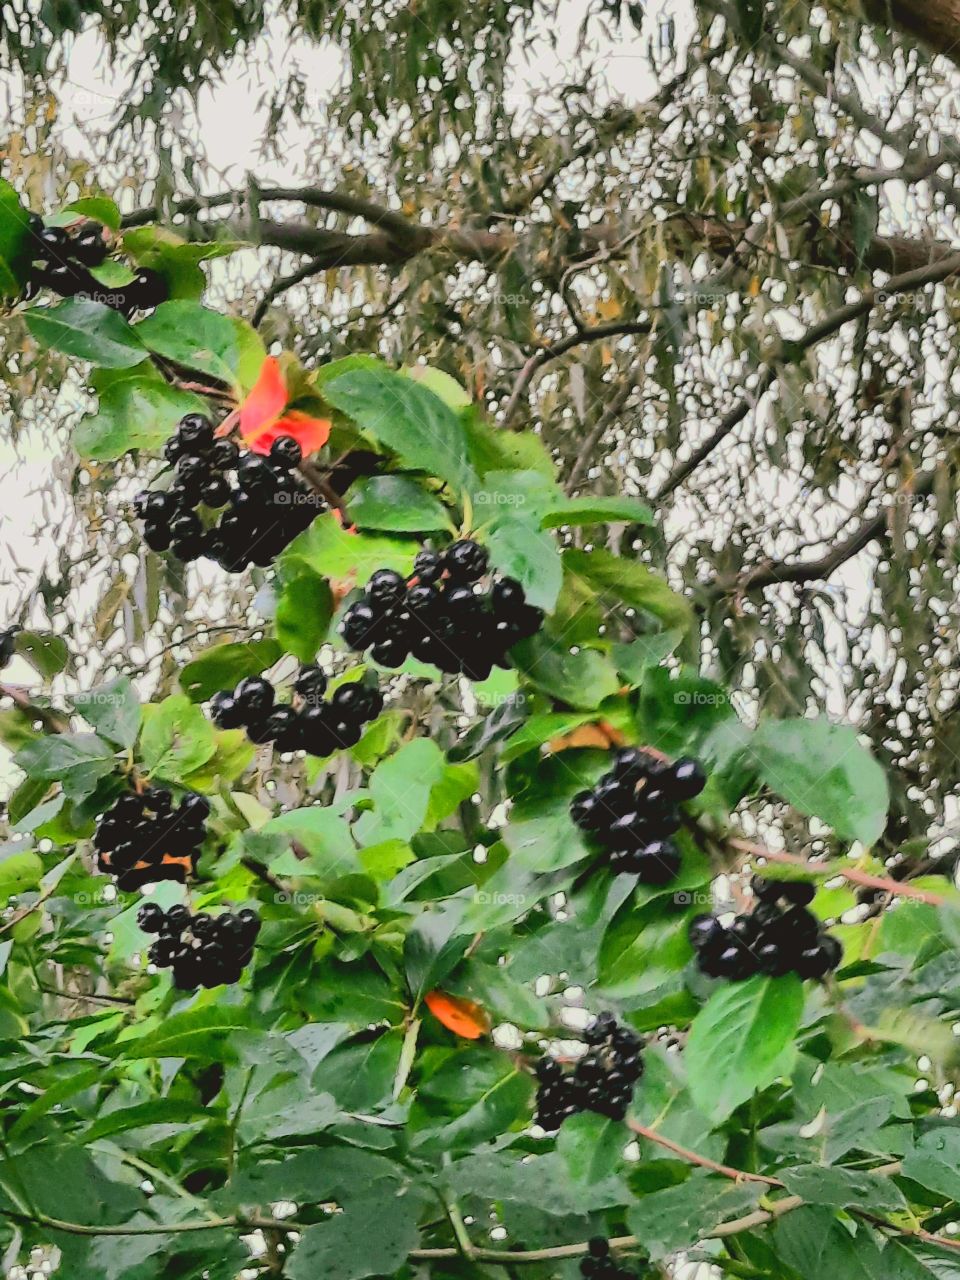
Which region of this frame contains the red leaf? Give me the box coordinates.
[237,358,332,456]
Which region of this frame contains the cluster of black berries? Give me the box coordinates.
[534,1013,643,1130]
[340,541,544,677]
[23,214,167,314]
[581,1239,641,1280]
[135,415,321,569]
[210,666,384,754]
[94,788,210,891]
[138,902,260,989]
[0,628,16,670]
[570,749,705,883]
[689,876,843,981]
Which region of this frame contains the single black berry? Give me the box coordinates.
[270,435,303,468]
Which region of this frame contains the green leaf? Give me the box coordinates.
[686,975,804,1122]
[779,1164,908,1213]
[311,1031,404,1111]
[260,807,358,879]
[276,572,333,663]
[750,719,889,845]
[414,1048,535,1153]
[179,639,283,702]
[627,1170,762,1260]
[541,495,655,529]
[323,365,476,491]
[74,366,206,460]
[0,850,44,904]
[281,514,418,585]
[115,1006,252,1060]
[15,630,70,678]
[774,1206,886,1280]
[72,677,140,747]
[15,733,117,801]
[26,298,148,368]
[512,634,620,709]
[287,1188,420,1280]
[612,631,682,684]
[564,547,693,633]
[901,1130,960,1202]
[405,899,470,1005]
[0,178,32,297]
[557,1112,624,1183]
[345,475,454,533]
[139,694,216,782]
[135,301,265,390]
[354,739,449,844]
[55,196,122,231]
[486,519,563,611]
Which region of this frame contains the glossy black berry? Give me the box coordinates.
[413,549,443,584]
[443,538,489,583]
[294,666,328,702]
[367,569,406,604]
[137,902,164,933]
[270,435,303,468]
[234,677,275,716]
[71,225,108,266]
[208,438,240,469]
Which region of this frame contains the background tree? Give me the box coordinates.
[0,1,959,1277]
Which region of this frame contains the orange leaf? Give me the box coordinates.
[547,721,628,753]
[239,356,287,439]
[425,990,490,1040]
[245,410,332,457]
[237,358,332,457]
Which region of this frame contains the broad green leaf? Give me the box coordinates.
[179,639,283,702]
[115,1006,252,1060]
[686,975,804,1122]
[281,513,418,585]
[26,298,148,368]
[404,898,470,1004]
[74,366,205,459]
[72,677,140,748]
[627,1171,761,1260]
[0,178,32,297]
[15,733,117,802]
[557,1112,624,1183]
[311,1031,404,1111]
[773,1206,886,1280]
[345,475,454,532]
[512,634,620,709]
[287,1188,421,1280]
[0,850,44,904]
[612,630,682,683]
[564,547,693,633]
[486,519,563,611]
[260,807,358,879]
[541,494,655,529]
[136,301,265,390]
[323,365,476,491]
[779,1164,907,1214]
[139,694,216,782]
[15,630,70,678]
[901,1130,960,1202]
[354,739,448,844]
[750,719,889,845]
[275,571,333,663]
[53,196,122,230]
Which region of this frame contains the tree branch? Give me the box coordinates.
[655,251,960,498]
